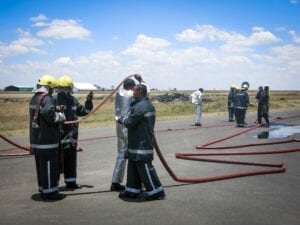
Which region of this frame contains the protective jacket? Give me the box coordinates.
[54,92,93,148]
[53,92,93,184]
[29,91,61,194]
[123,97,155,162]
[115,88,133,118]
[235,89,249,109]
[29,93,59,152]
[255,89,263,102]
[190,90,202,105]
[260,90,269,105]
[228,89,236,107]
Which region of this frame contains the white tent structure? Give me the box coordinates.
[73,82,99,91]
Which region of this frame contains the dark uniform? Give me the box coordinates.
[255,86,263,123]
[258,86,270,126]
[119,85,165,200]
[54,91,93,188]
[227,86,236,121]
[234,87,249,127]
[29,77,66,200]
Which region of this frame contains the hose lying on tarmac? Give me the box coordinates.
[154,124,300,183]
[1,75,300,184]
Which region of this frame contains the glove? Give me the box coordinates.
[87,91,94,101]
[134,74,143,83]
[115,116,124,124]
[55,112,66,123]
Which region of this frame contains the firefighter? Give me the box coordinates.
[228,85,237,122]
[190,88,203,126]
[54,75,93,189]
[255,86,264,123]
[29,75,66,200]
[258,85,270,127]
[111,75,147,191]
[117,84,165,201]
[234,83,250,127]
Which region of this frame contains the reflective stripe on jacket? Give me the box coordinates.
[29,93,59,153]
[124,97,156,162]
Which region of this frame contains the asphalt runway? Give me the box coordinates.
[0,108,299,225]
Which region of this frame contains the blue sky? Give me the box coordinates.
[0,0,299,90]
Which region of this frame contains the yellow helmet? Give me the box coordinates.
[58,75,73,88]
[230,84,236,89]
[38,75,57,89]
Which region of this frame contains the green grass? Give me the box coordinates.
[0,90,299,136]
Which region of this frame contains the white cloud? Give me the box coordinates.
[30,14,47,22]
[176,25,229,42]
[0,29,45,59]
[271,44,300,62]
[1,26,299,90]
[289,30,300,43]
[176,25,280,53]
[53,57,72,65]
[37,19,91,40]
[123,34,170,55]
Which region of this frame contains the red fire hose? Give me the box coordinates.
[153,120,300,183]
[0,75,300,184]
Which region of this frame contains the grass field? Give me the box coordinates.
[0,90,299,136]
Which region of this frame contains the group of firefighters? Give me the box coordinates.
[29,74,270,201]
[227,82,270,128]
[29,74,165,202]
[29,75,93,200]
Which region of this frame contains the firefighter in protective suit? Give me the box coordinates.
[234,84,250,127]
[190,88,203,126]
[111,74,147,191]
[54,75,93,189]
[111,78,136,191]
[258,85,270,127]
[117,84,165,201]
[29,75,66,200]
[228,85,236,122]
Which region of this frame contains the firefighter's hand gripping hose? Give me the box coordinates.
[1,75,300,185]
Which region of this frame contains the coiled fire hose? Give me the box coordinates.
[1,76,300,184]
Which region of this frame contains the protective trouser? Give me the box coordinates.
[258,104,269,124]
[194,104,202,124]
[63,146,77,183]
[228,104,235,120]
[35,149,60,193]
[112,123,128,183]
[235,108,246,126]
[257,103,263,124]
[125,160,164,197]
[263,104,269,124]
[260,104,269,124]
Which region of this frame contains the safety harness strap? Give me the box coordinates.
[33,93,48,120]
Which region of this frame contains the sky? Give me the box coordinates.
[0,0,299,90]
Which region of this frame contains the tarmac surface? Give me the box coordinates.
[0,108,300,225]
